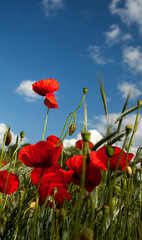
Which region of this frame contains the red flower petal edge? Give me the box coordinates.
[90,146,134,171]
[18,135,63,168]
[0,171,19,194]
[66,155,102,192]
[44,92,58,108]
[75,140,93,150]
[32,78,59,96]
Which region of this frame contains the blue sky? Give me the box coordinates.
[0,0,142,153]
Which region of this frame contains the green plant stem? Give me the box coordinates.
[42,107,49,141]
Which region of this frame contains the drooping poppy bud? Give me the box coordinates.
[69,123,76,136]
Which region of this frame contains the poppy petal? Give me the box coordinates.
[0,171,19,194]
[44,93,58,108]
[32,79,59,96]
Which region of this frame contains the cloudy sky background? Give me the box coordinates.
[0,0,142,154]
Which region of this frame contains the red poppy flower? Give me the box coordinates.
[0,171,19,194]
[18,135,63,168]
[75,140,93,150]
[44,92,58,108]
[90,146,134,171]
[31,164,71,207]
[66,155,102,192]
[32,79,59,96]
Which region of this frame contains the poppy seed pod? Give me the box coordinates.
[81,131,91,143]
[83,87,88,94]
[4,127,12,146]
[20,131,25,139]
[125,125,133,135]
[137,100,142,107]
[69,123,76,136]
[105,145,115,158]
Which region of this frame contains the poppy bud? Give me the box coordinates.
[20,131,25,139]
[69,123,76,136]
[137,100,142,107]
[4,127,12,146]
[126,166,132,177]
[81,131,91,143]
[53,187,58,196]
[103,205,110,215]
[83,87,88,94]
[105,145,115,158]
[79,227,94,240]
[125,125,133,135]
[30,201,36,209]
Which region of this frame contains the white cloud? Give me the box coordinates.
[110,0,142,35]
[0,123,28,146]
[15,80,41,102]
[122,46,142,73]
[88,45,113,65]
[42,0,64,17]
[63,129,102,149]
[118,81,142,99]
[104,24,132,45]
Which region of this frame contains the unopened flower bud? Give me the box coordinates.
[105,145,115,158]
[137,100,142,107]
[20,131,25,139]
[81,131,91,143]
[30,201,36,209]
[4,127,12,146]
[83,87,88,94]
[125,125,133,135]
[103,205,110,215]
[79,227,94,240]
[126,166,132,177]
[53,187,58,196]
[69,123,76,136]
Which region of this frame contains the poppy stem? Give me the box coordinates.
[42,107,49,141]
[56,112,76,146]
[58,91,87,144]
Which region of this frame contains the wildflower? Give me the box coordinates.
[0,171,19,194]
[44,92,58,108]
[90,146,134,171]
[18,135,63,168]
[65,155,102,192]
[32,78,59,96]
[75,140,93,150]
[31,164,72,207]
